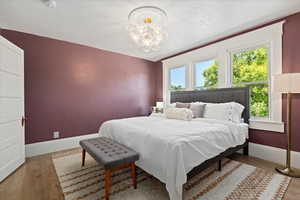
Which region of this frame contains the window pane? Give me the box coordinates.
[232,47,269,84]
[170,66,186,90]
[235,83,269,118]
[250,84,269,118]
[195,60,218,88]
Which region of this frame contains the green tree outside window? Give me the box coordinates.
[202,47,269,118]
[203,61,218,88]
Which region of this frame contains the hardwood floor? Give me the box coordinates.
[0,149,300,200]
[0,151,65,200]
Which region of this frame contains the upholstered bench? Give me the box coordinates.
[79,137,139,200]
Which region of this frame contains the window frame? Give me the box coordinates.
[193,58,218,89]
[229,44,271,120]
[162,21,284,132]
[168,65,188,91]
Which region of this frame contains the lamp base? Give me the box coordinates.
[276,167,300,178]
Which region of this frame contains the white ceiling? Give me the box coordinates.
[1,0,300,62]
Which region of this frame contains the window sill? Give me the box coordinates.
[249,119,284,133]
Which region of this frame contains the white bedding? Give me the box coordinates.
[98,115,248,200]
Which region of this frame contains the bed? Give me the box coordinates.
[98,87,249,200]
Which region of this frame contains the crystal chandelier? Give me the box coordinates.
[128,6,168,53]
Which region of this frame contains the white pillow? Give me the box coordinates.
[165,108,193,121]
[203,102,244,123]
[230,102,245,123]
[203,103,232,121]
[168,103,176,108]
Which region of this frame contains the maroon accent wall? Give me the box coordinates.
[162,12,300,152]
[155,62,163,101]
[251,13,300,152]
[1,29,162,144]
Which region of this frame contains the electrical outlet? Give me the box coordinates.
[53,131,60,139]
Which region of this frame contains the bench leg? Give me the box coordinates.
[82,149,86,167]
[104,170,111,200]
[131,162,137,189]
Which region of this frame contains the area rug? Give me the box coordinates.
[52,151,291,200]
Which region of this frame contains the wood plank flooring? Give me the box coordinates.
[0,149,299,200]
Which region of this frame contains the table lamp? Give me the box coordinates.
[156,101,164,109]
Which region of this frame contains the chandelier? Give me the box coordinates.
[127,6,168,53]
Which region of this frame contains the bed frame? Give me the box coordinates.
[170,87,250,177]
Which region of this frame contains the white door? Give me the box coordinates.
[0,35,25,182]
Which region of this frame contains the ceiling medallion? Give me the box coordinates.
[127,6,168,53]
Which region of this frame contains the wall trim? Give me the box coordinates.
[248,142,300,169]
[25,133,99,157]
[249,120,284,133]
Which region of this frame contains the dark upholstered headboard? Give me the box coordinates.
[170,87,250,123]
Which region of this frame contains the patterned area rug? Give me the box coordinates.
[52,151,291,200]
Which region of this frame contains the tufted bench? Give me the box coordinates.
[79,137,139,200]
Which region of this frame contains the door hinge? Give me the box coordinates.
[21,116,26,127]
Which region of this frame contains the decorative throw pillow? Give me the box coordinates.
[176,102,190,108]
[190,103,206,118]
[165,108,193,121]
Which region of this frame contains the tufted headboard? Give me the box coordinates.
[170,87,250,123]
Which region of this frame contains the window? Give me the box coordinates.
[194,59,218,88]
[163,22,284,132]
[169,66,186,91]
[231,46,269,118]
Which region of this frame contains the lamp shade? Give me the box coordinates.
[156,101,164,108]
[273,73,300,93]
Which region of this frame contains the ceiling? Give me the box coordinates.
[1,0,300,62]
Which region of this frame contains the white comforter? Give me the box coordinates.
[98,115,248,200]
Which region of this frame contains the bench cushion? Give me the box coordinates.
[79,137,139,169]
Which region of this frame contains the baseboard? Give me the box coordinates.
[249,142,300,169]
[25,133,99,157]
